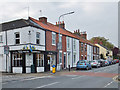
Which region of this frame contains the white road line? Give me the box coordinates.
[104,81,114,88]
[33,82,59,89]
[20,76,52,81]
[2,76,53,84]
[72,76,85,79]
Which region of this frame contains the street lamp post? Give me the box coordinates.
[58,11,74,71]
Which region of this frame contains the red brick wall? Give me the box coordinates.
[46,31,67,68]
[61,35,66,68]
[79,42,87,60]
[46,31,57,51]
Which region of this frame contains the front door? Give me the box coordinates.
[46,56,50,71]
[64,54,66,68]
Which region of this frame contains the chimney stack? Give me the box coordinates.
[80,31,87,39]
[39,17,47,24]
[56,21,65,29]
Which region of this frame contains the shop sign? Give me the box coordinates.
[23,45,36,52]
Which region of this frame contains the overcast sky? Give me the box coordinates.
[0,0,118,47]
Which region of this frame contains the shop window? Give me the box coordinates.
[12,53,22,67]
[36,32,40,44]
[36,54,44,67]
[15,32,20,44]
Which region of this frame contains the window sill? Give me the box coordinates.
[52,44,56,46]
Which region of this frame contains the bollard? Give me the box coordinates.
[69,65,70,72]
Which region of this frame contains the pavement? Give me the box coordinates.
[1,63,119,89]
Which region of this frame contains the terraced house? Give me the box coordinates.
[0,16,99,73]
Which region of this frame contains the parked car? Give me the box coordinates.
[76,60,92,70]
[113,60,117,64]
[104,60,109,66]
[90,60,100,68]
[115,59,119,63]
[119,60,120,66]
[108,60,112,65]
[111,60,114,64]
[98,59,105,67]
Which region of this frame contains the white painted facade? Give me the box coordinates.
[87,44,93,61]
[66,36,79,68]
[0,26,45,73]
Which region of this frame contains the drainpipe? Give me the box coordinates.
[5,31,7,73]
[72,38,73,67]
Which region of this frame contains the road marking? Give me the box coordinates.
[2,76,53,84]
[72,76,85,79]
[31,82,60,89]
[20,76,52,81]
[104,81,114,88]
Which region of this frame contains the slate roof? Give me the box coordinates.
[0,19,43,32]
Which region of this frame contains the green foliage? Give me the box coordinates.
[90,37,114,50]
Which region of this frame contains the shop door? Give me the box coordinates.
[46,56,50,71]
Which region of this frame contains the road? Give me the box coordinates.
[2,63,119,89]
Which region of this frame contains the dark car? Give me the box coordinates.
[98,59,105,67]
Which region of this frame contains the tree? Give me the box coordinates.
[89,37,114,50]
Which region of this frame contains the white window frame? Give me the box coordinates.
[52,32,56,45]
[36,54,44,67]
[67,37,70,49]
[73,39,76,50]
[15,32,20,45]
[0,35,3,43]
[59,51,62,64]
[73,53,76,63]
[94,47,96,53]
[36,32,40,44]
[12,53,22,67]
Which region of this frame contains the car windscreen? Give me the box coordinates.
[79,61,85,63]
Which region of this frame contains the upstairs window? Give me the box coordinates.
[67,37,70,49]
[94,47,96,53]
[15,32,20,44]
[73,39,76,50]
[0,35,3,43]
[52,32,56,45]
[85,44,87,52]
[81,43,83,52]
[36,32,40,44]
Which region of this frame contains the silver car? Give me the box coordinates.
[90,60,100,68]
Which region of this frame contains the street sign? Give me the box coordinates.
[4,45,9,54]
